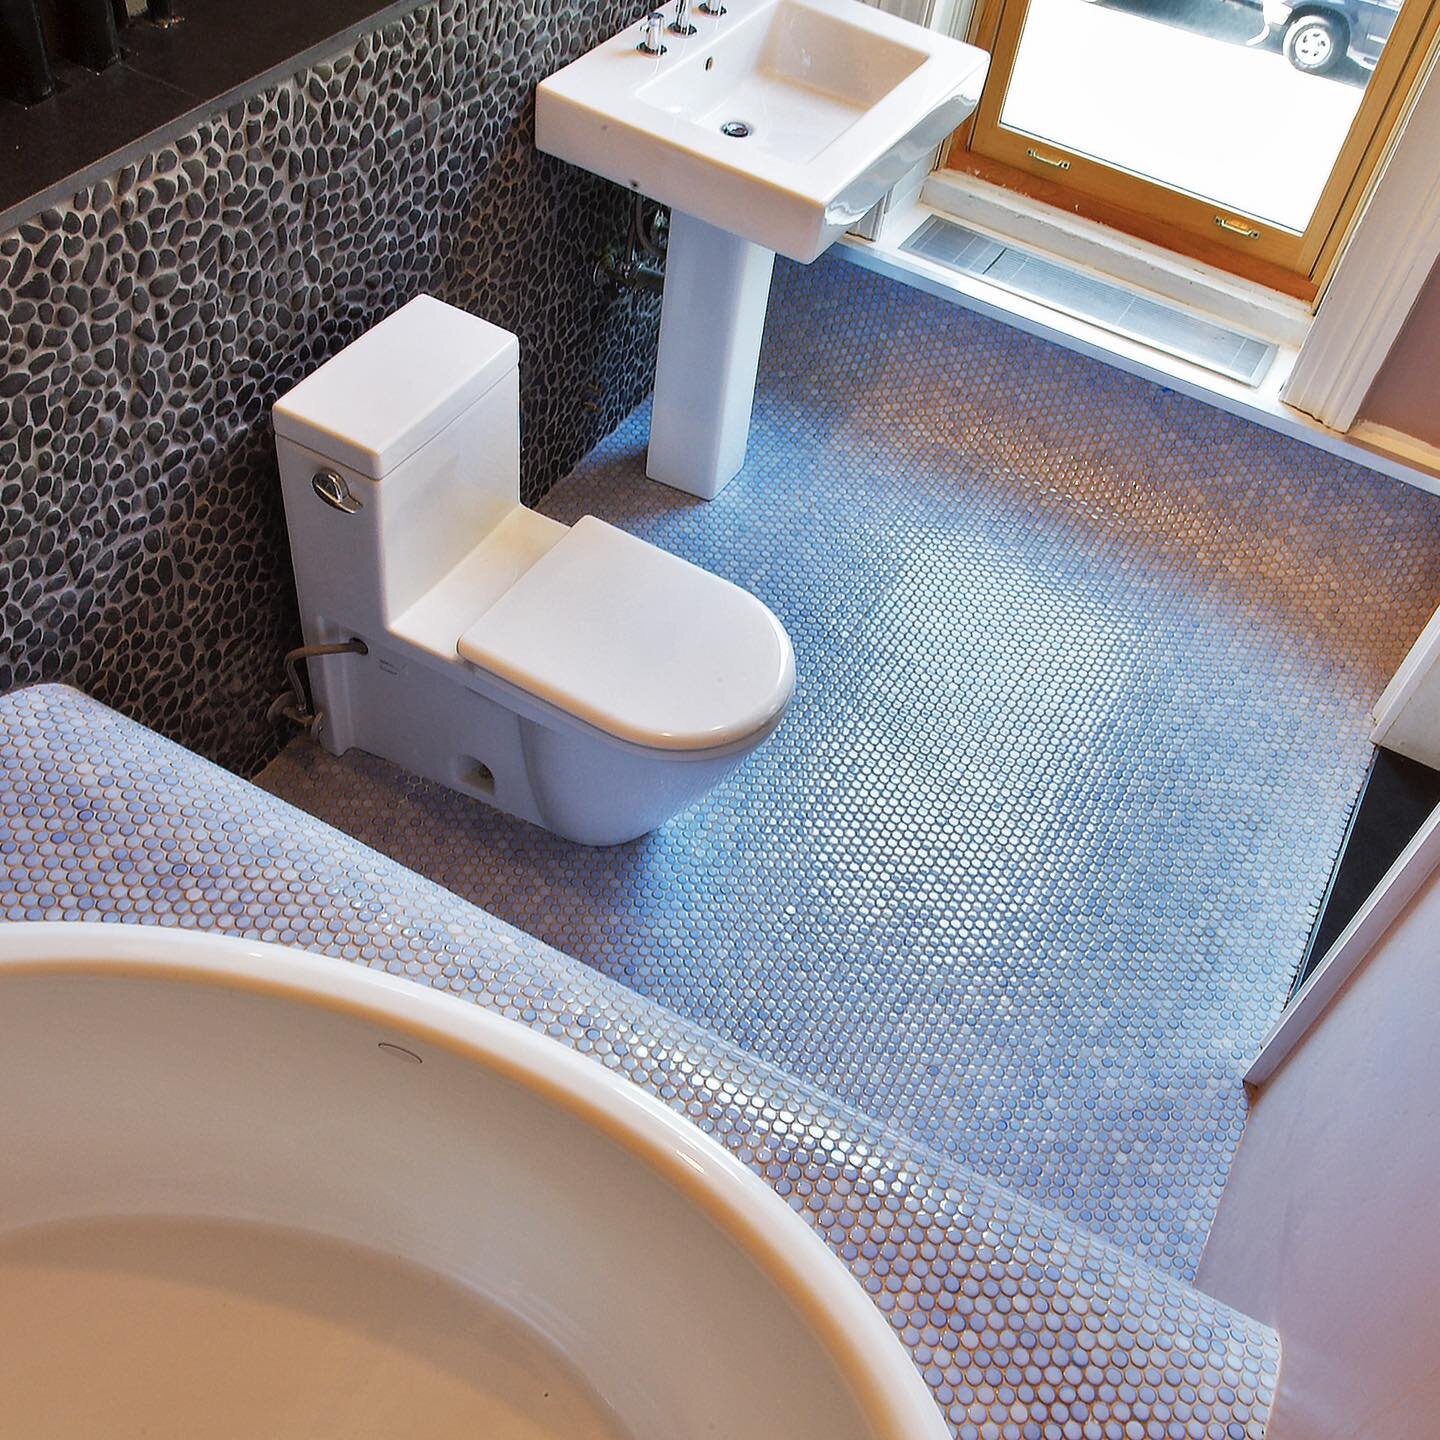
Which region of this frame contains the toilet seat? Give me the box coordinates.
[457,517,794,753]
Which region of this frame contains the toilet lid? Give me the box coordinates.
[456,517,795,752]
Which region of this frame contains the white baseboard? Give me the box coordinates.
[1246,803,1440,1085]
[1349,422,1440,496]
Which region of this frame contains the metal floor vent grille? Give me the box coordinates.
[901,216,1277,387]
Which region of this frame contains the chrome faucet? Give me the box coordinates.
[637,10,667,52]
[668,0,697,35]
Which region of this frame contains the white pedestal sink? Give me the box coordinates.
[647,213,775,498]
[537,0,988,499]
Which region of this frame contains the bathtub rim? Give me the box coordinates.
[0,919,948,1440]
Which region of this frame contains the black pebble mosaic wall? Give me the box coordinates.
[0,0,661,776]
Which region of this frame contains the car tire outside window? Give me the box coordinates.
[1283,11,1347,73]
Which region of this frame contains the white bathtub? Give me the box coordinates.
[0,922,946,1440]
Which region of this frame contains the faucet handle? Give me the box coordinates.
[637,10,667,52]
[667,0,698,35]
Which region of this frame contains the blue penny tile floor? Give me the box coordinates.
[258,254,1440,1277]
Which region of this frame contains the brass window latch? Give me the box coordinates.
[1025,146,1071,171]
[1214,215,1261,239]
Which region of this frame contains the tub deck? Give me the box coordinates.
[1,682,1278,1439]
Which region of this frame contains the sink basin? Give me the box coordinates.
[537,0,988,263]
[0,923,949,1440]
[536,0,987,501]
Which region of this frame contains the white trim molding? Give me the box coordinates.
[1350,419,1440,482]
[1369,556,1440,764]
[863,0,974,39]
[1246,800,1440,1086]
[1282,36,1440,431]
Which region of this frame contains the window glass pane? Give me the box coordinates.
[997,0,1398,231]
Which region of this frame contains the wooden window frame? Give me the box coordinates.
[947,0,1440,292]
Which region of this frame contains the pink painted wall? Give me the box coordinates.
[1197,867,1440,1438]
[1361,254,1440,446]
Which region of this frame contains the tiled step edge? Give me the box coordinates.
[0,682,1280,1439]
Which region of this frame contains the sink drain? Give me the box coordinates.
[719,119,752,138]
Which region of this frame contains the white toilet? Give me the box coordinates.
[272,294,795,846]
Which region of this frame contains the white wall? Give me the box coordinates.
[1197,867,1440,1439]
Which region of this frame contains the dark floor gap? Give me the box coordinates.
[1295,747,1440,993]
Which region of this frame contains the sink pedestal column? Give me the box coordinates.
[646,210,776,501]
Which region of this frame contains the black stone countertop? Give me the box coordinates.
[0,0,415,234]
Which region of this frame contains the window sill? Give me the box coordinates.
[922,167,1315,344]
[840,173,1440,500]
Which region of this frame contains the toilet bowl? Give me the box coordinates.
[272,295,794,845]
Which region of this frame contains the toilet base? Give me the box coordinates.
[310,635,758,847]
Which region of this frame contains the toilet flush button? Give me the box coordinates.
[312,470,363,514]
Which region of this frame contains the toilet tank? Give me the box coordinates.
[273,295,521,635]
